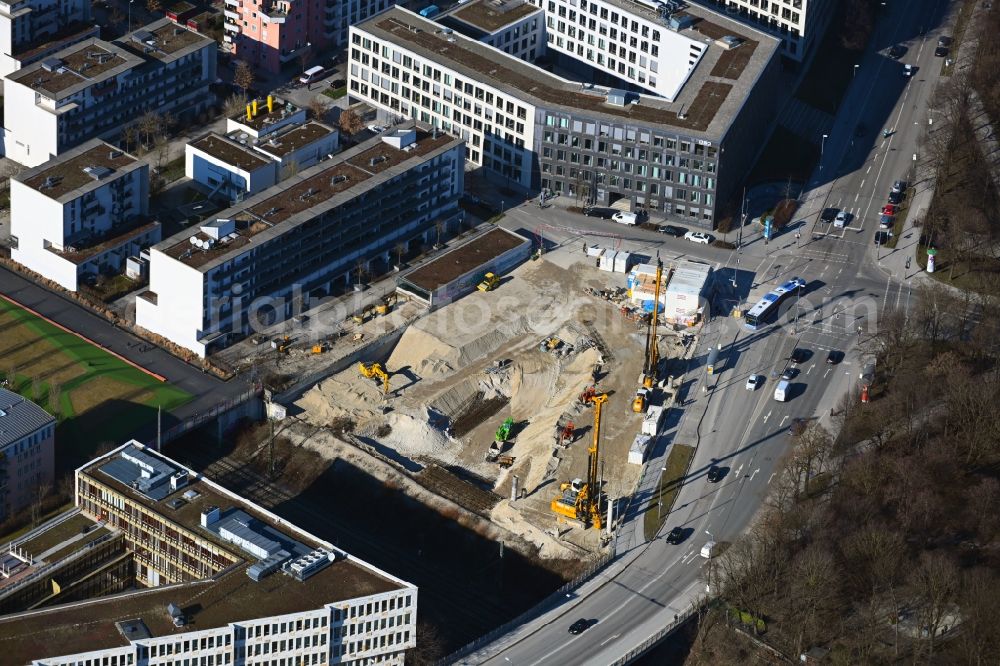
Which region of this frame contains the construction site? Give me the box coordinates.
[224,228,712,560]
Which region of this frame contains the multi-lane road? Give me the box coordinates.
[470,1,953,663]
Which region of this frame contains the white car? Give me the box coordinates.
[745,375,763,391]
[834,211,849,228]
[903,63,914,77]
[612,211,638,226]
[684,231,713,244]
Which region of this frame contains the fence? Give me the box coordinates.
[436,544,617,665]
[607,603,700,666]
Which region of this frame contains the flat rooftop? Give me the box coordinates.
[52,220,159,265]
[124,19,213,61]
[359,5,778,138]
[403,227,528,291]
[8,39,138,97]
[0,389,54,449]
[158,127,461,271]
[229,98,302,131]
[19,141,139,201]
[449,0,540,33]
[192,133,271,171]
[0,444,406,665]
[254,122,337,159]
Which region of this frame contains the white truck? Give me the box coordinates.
[773,380,789,402]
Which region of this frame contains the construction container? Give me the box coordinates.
[599,250,618,272]
[627,264,669,312]
[586,245,605,258]
[642,405,665,436]
[628,434,652,465]
[663,260,711,326]
[614,251,632,273]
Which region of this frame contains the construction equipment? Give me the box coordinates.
[486,417,515,461]
[640,260,664,390]
[375,293,397,316]
[352,304,376,325]
[271,335,291,354]
[579,385,597,405]
[477,272,500,292]
[358,362,391,395]
[495,417,514,442]
[311,344,325,354]
[560,421,575,445]
[632,387,649,413]
[551,393,607,529]
[497,455,516,469]
[539,336,563,352]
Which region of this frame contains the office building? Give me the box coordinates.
[223,0,393,73]
[0,0,96,79]
[688,0,834,61]
[0,389,55,523]
[137,125,464,357]
[436,0,544,61]
[0,441,416,665]
[3,19,216,167]
[9,139,157,292]
[349,4,780,227]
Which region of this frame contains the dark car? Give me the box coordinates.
[568,618,591,635]
[935,45,949,57]
[666,527,685,544]
[875,230,892,245]
[660,224,688,237]
[707,465,725,483]
[892,180,908,193]
[790,348,809,364]
[583,206,618,219]
[938,36,952,47]
[826,350,843,364]
[888,190,904,205]
[854,123,868,138]
[781,367,799,381]
[820,207,839,222]
[888,44,906,59]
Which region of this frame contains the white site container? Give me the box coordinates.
[600,250,618,272]
[614,251,632,273]
[642,405,665,436]
[628,434,652,465]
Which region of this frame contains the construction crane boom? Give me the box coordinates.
[587,393,607,529]
[643,260,663,384]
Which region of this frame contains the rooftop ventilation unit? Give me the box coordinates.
[83,165,113,180]
[605,89,629,107]
[40,176,61,189]
[108,150,123,159]
[368,155,387,167]
[189,235,199,245]
[331,175,348,185]
[262,206,279,217]
[41,57,62,72]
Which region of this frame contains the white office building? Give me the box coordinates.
[688,0,834,61]
[0,441,417,665]
[9,139,157,291]
[3,19,216,167]
[436,0,545,61]
[0,0,96,79]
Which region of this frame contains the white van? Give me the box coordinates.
[700,541,716,558]
[299,66,325,85]
[612,211,638,226]
[773,380,789,402]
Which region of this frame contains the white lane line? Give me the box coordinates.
[748,468,760,481]
[600,634,621,647]
[860,179,865,189]
[806,363,815,375]
[768,472,776,485]
[779,415,789,427]
[762,410,772,424]
[734,464,744,477]
[866,165,872,174]
[882,277,892,315]
[823,368,831,379]
[854,191,860,202]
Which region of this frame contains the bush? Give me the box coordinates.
[712,240,737,250]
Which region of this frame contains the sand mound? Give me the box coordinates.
[295,374,381,425]
[374,411,459,462]
[490,500,575,559]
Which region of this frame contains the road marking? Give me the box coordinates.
[768,472,776,485]
[866,165,872,174]
[599,634,621,647]
[779,415,789,427]
[734,464,744,477]
[748,468,760,481]
[762,410,771,423]
[860,179,865,189]
[823,368,831,379]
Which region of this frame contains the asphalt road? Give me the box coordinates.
[465,0,951,662]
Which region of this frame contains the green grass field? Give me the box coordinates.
[644,444,696,541]
[0,298,192,471]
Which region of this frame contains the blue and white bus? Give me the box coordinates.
[744,277,806,330]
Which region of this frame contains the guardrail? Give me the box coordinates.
[607,603,700,666]
[436,544,617,665]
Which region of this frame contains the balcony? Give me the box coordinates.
[261,9,286,23]
[224,21,240,33]
[224,8,239,19]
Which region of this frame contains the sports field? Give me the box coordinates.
[0,297,192,471]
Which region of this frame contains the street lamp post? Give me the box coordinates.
[853,64,859,78]
[821,134,828,157]
[656,465,667,521]
[128,0,134,33]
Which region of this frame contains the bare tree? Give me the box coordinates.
[108,7,125,30]
[394,242,406,268]
[908,552,959,662]
[4,365,17,389]
[306,97,330,121]
[146,0,162,12]
[136,111,163,150]
[233,60,255,97]
[434,219,446,248]
[338,109,364,136]
[224,92,250,118]
[48,382,61,418]
[353,259,367,287]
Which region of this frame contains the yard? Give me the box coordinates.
[0,298,192,472]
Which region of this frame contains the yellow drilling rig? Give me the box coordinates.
[358,362,391,395]
[551,392,607,529]
[633,260,663,413]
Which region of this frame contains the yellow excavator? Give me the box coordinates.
[633,260,663,413]
[358,362,391,395]
[551,392,607,529]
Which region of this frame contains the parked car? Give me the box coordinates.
[583,206,618,219]
[790,348,809,364]
[903,63,915,77]
[935,45,949,57]
[745,374,763,391]
[568,619,591,635]
[938,35,952,47]
[834,211,850,228]
[879,214,895,229]
[874,230,892,245]
[612,211,639,226]
[881,204,898,215]
[888,44,906,59]
[888,190,904,205]
[826,350,843,365]
[666,527,685,544]
[820,207,839,223]
[892,180,908,193]
[684,231,713,244]
[659,224,688,237]
[706,465,725,483]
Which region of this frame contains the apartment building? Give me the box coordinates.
[223,0,393,73]
[9,139,156,291]
[437,0,544,61]
[0,0,96,79]
[0,389,55,523]
[350,5,780,227]
[3,19,216,167]
[0,440,417,665]
[137,125,464,357]
[688,0,834,61]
